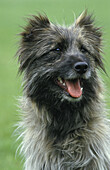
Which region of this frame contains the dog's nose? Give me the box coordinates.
[74,62,88,74]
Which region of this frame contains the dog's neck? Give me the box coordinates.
[35,97,102,142]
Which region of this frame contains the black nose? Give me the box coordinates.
[74,62,88,74]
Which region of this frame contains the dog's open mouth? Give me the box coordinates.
[56,77,83,98]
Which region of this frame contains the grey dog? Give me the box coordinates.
[17,11,110,169]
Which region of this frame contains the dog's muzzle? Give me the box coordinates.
[55,61,90,99]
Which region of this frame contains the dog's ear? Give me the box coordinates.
[21,14,50,42]
[75,10,102,46]
[17,14,50,73]
[75,10,93,27]
[75,11,105,72]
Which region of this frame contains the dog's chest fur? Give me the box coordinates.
[19,97,110,170]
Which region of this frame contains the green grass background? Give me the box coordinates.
[0,0,110,169]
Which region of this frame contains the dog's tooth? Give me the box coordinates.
[58,77,63,84]
[60,80,63,84]
[63,82,66,86]
[81,87,83,91]
[58,77,61,81]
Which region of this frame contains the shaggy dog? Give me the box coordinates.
[17,11,110,169]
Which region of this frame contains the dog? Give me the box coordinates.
[17,11,110,170]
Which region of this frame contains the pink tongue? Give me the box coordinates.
[65,79,82,98]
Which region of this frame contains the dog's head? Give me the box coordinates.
[18,11,105,106]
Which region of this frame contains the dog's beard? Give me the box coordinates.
[25,62,96,108]
[24,64,100,136]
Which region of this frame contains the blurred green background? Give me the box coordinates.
[0,0,110,169]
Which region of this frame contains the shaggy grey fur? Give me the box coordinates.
[17,11,110,170]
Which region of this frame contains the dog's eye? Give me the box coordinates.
[54,48,61,52]
[50,47,61,53]
[56,48,60,51]
[80,45,88,54]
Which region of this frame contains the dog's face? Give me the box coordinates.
[18,11,104,106]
